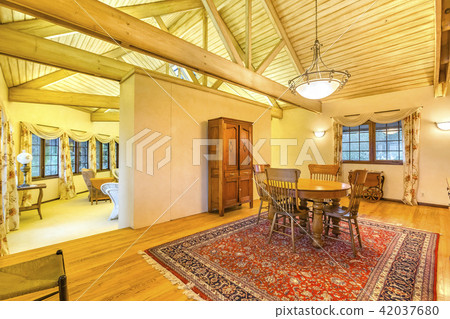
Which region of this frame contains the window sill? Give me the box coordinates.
[343,161,403,166]
[32,175,59,181]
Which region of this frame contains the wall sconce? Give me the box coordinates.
[436,121,450,131]
[314,130,326,138]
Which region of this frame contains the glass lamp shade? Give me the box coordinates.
[296,79,341,100]
[17,151,32,164]
[436,121,450,131]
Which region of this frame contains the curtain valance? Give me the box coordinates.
[21,122,119,143]
[332,107,421,127]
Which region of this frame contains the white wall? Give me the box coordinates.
[0,66,119,202]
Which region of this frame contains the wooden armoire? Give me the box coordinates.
[208,118,253,216]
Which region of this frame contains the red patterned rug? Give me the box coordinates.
[140,215,439,301]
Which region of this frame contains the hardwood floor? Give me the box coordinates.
[1,200,449,301]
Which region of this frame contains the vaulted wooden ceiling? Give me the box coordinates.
[0,0,439,121]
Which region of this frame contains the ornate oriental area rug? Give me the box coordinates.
[140,216,439,301]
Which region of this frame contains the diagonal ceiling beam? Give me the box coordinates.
[256,39,285,75]
[261,0,304,74]
[0,1,320,111]
[201,0,244,65]
[16,46,129,89]
[0,0,203,37]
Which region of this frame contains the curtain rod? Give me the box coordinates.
[343,109,400,118]
[36,123,87,134]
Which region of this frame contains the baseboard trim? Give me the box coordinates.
[381,197,448,209]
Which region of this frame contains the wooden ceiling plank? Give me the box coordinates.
[0,55,14,87]
[91,112,119,122]
[9,87,120,108]
[261,0,304,74]
[0,1,319,111]
[1,0,204,38]
[435,0,443,96]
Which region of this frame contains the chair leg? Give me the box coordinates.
[348,219,357,257]
[257,199,263,224]
[58,275,69,301]
[324,216,330,236]
[290,217,295,252]
[354,219,363,248]
[268,212,277,244]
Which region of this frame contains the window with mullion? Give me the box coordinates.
[115,142,119,168]
[96,140,110,171]
[70,138,89,174]
[31,134,60,179]
[342,121,403,164]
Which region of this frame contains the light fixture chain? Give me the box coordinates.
[315,0,318,41]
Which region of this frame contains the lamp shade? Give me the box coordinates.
[17,150,32,164]
[296,79,341,100]
[436,121,450,131]
[314,130,326,138]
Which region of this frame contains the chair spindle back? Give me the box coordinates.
[266,168,301,216]
[347,170,368,216]
[253,164,270,199]
[308,164,340,181]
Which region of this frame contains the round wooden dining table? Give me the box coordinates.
[297,178,351,248]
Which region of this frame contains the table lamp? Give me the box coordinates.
[17,150,32,188]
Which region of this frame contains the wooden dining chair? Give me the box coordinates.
[265,168,310,252]
[308,164,340,181]
[322,169,368,257]
[253,164,271,224]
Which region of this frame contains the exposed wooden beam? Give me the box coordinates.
[0,28,130,80]
[202,9,208,86]
[271,106,283,119]
[201,0,244,66]
[256,39,285,75]
[245,0,252,69]
[91,112,119,122]
[211,80,223,90]
[0,2,320,111]
[9,88,120,109]
[261,0,304,74]
[15,46,128,89]
[154,16,169,32]
[1,0,203,38]
[17,69,76,89]
[186,69,200,85]
[442,0,450,31]
[436,0,444,97]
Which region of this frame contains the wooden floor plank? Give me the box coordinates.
[1,201,448,301]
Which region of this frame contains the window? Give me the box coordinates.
[342,121,403,164]
[31,134,59,178]
[96,140,110,170]
[69,139,89,174]
[115,141,119,168]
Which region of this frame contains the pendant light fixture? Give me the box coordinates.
[288,0,350,100]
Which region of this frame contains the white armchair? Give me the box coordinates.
[101,182,119,220]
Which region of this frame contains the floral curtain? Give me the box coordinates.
[19,122,33,207]
[89,136,97,174]
[333,121,343,179]
[59,133,76,200]
[109,141,116,173]
[1,109,20,256]
[402,110,421,206]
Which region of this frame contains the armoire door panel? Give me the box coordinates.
[239,125,252,170]
[224,123,238,170]
[223,177,239,207]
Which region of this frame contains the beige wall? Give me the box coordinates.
[323,86,450,206]
[0,66,119,202]
[120,71,272,229]
[271,85,450,206]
